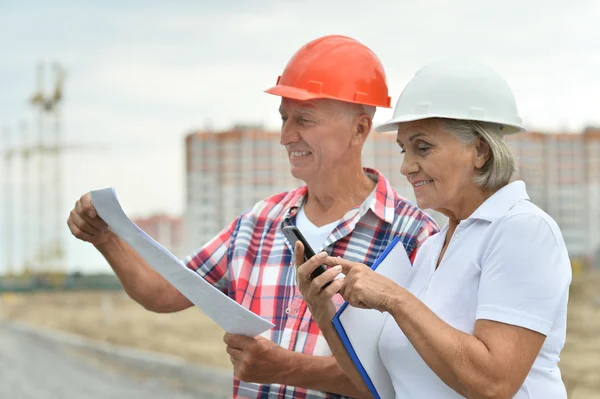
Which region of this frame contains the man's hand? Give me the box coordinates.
[67,192,112,246]
[224,333,290,384]
[294,241,344,324]
[224,333,373,398]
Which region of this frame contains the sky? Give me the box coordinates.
[1,0,599,273]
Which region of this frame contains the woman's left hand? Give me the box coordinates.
[322,256,403,313]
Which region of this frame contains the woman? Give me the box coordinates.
[295,60,571,399]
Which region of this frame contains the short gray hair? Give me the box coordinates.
[439,118,515,190]
[321,99,376,121]
[350,104,376,120]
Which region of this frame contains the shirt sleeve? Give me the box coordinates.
[476,213,572,335]
[184,217,240,293]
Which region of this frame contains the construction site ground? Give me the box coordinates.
[1,271,599,398]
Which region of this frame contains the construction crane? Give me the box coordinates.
[28,62,65,272]
[2,127,15,277]
[1,61,107,278]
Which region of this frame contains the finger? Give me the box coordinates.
[69,209,100,237]
[339,278,354,303]
[67,218,95,242]
[321,256,352,267]
[223,333,253,349]
[223,333,233,345]
[312,265,343,290]
[226,345,244,361]
[320,277,344,298]
[321,256,360,274]
[74,200,103,229]
[340,281,370,309]
[344,260,372,277]
[80,193,98,219]
[339,282,347,298]
[75,199,106,230]
[229,354,241,369]
[304,265,343,302]
[296,250,328,282]
[89,215,107,230]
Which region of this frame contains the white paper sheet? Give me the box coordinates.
[334,237,414,399]
[90,187,274,337]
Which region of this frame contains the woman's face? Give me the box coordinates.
[396,119,488,215]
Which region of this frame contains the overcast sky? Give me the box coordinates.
[1,0,599,273]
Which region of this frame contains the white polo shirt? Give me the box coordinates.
[378,181,572,398]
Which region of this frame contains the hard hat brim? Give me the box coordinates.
[375,115,525,135]
[264,85,323,102]
[265,85,392,108]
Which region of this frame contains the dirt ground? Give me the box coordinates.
[1,271,599,398]
[559,271,600,398]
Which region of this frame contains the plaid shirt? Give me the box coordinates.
[185,168,439,399]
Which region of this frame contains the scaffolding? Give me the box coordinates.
[2,62,67,275]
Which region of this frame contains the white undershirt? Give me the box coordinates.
[295,206,340,253]
[294,205,342,357]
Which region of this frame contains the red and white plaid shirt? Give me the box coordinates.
[185,168,439,399]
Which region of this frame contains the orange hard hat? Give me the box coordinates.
[265,35,391,108]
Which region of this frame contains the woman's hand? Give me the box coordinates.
[322,256,403,313]
[294,242,345,323]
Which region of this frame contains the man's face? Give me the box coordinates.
[279,98,357,182]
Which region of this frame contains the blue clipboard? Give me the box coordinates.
[331,236,404,399]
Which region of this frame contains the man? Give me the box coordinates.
[68,35,439,399]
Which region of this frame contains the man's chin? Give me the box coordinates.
[414,198,431,210]
[289,166,309,182]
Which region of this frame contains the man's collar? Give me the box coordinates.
[281,168,395,225]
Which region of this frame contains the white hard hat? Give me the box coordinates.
[376,59,525,134]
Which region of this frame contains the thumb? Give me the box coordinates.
[294,241,305,267]
[84,195,98,218]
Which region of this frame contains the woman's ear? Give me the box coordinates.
[474,137,491,169]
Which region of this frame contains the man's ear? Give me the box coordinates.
[474,137,491,169]
[352,114,372,146]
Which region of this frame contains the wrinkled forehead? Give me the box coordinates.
[395,119,447,142]
[397,119,442,134]
[279,98,344,115]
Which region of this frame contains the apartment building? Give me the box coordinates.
[506,128,600,258]
[131,215,183,258]
[184,126,600,260]
[183,126,301,254]
[183,126,443,254]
